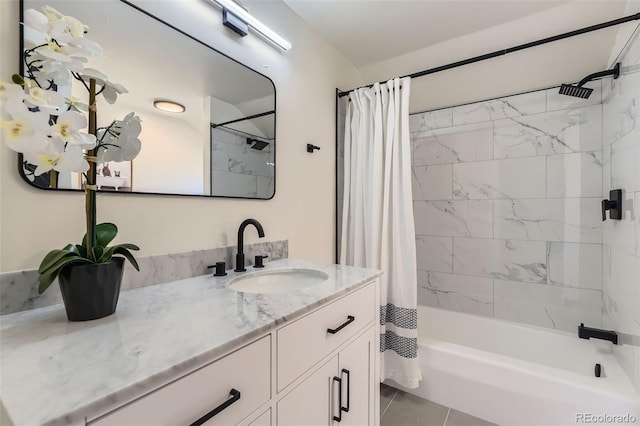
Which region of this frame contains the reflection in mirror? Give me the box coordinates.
[20,0,276,199]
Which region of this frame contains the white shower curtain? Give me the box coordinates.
[340,77,422,389]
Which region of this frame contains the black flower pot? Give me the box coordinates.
[58,257,124,321]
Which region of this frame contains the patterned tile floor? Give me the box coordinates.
[380,384,497,426]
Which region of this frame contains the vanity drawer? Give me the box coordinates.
[90,336,271,426]
[276,282,375,391]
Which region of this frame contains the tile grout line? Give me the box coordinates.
[443,407,451,426]
[380,388,399,419]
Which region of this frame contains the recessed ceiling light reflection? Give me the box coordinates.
[153,100,186,113]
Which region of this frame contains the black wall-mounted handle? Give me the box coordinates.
[341,369,350,413]
[327,316,355,334]
[189,389,241,426]
[307,144,321,153]
[332,376,343,422]
[602,189,623,221]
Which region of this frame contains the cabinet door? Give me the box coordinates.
[278,356,339,426]
[337,327,375,426]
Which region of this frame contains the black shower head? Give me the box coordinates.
[559,62,620,99]
[246,138,269,151]
[559,84,593,99]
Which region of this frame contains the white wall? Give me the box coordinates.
[0,0,363,271]
[357,1,631,114]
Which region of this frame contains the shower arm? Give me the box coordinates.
[577,63,620,87]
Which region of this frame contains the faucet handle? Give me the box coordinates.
[207,261,227,276]
[254,255,268,268]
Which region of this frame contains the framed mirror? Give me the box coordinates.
[19,0,276,199]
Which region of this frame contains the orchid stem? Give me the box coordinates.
[85,78,97,261]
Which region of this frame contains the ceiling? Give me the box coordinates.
[282,0,629,68]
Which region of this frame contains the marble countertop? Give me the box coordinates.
[0,259,381,426]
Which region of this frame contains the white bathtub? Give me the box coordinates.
[388,306,639,426]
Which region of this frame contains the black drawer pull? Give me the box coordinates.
[189,389,241,426]
[332,376,343,422]
[341,369,350,413]
[327,316,355,334]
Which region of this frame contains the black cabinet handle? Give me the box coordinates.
[341,369,350,413]
[327,316,355,334]
[332,376,343,422]
[189,389,241,426]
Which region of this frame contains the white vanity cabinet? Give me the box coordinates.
[277,283,377,426]
[90,336,271,426]
[277,327,376,426]
[86,280,379,426]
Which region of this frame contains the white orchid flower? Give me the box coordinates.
[51,110,96,149]
[24,139,88,176]
[0,102,50,153]
[24,6,88,44]
[65,96,88,112]
[38,39,87,65]
[35,60,72,86]
[97,113,142,163]
[0,81,24,117]
[23,8,49,34]
[78,67,108,82]
[68,37,102,56]
[102,80,128,104]
[24,84,67,112]
[0,80,24,102]
[46,11,87,43]
[77,69,128,104]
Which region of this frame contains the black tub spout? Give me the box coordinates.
[578,323,618,345]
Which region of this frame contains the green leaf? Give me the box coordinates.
[113,247,139,271]
[113,243,139,251]
[38,256,91,294]
[96,223,118,247]
[92,245,104,261]
[11,74,24,85]
[75,244,87,258]
[82,223,118,248]
[98,246,116,263]
[38,248,78,273]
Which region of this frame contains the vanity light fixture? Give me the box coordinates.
[153,100,186,113]
[210,0,292,50]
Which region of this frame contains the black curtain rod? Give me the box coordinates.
[338,12,640,98]
[211,110,275,128]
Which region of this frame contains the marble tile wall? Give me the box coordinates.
[0,240,288,315]
[601,27,640,391]
[411,82,605,333]
[211,127,274,198]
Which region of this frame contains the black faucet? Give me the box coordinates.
[235,219,265,272]
[578,323,618,345]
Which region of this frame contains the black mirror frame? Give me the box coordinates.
[16,0,276,200]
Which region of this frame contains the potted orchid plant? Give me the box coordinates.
[0,5,141,321]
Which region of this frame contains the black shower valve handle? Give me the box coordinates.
[602,189,623,221]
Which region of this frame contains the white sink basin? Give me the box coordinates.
[228,268,329,294]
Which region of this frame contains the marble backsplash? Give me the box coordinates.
[0,240,288,315]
